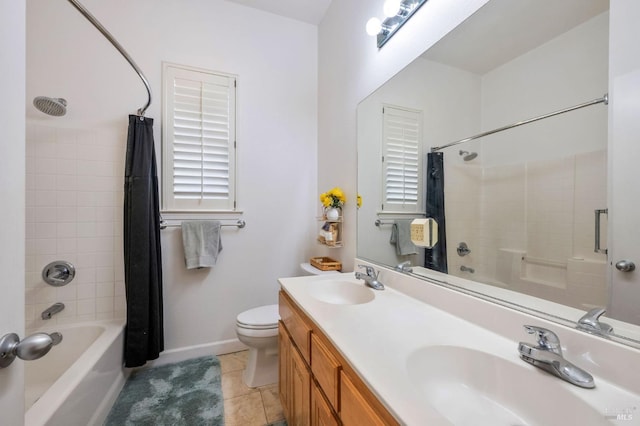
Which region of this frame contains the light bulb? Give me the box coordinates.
[366,17,382,36]
[383,0,402,17]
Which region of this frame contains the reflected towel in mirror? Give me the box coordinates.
[390,220,418,255]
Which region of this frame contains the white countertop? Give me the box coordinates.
[279,269,640,426]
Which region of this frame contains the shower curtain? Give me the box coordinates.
[424,152,448,273]
[123,115,164,367]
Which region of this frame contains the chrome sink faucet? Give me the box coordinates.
[518,325,595,389]
[355,265,384,290]
[577,307,613,337]
[395,261,413,273]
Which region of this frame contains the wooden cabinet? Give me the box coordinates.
[311,380,339,426]
[279,290,399,426]
[340,371,387,426]
[279,321,310,426]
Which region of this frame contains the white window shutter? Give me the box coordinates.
[382,105,422,212]
[162,63,236,212]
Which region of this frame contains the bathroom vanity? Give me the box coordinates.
[278,290,397,425]
[279,266,640,425]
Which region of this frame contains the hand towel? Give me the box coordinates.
[390,219,418,256]
[181,220,222,269]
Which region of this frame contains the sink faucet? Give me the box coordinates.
[395,261,413,273]
[577,307,613,337]
[518,325,595,388]
[355,265,384,290]
[41,302,65,320]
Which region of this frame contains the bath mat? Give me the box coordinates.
[104,355,224,426]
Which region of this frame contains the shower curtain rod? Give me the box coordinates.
[66,0,152,116]
[431,94,608,153]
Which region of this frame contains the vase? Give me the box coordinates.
[326,207,340,221]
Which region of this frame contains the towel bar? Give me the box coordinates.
[159,219,246,230]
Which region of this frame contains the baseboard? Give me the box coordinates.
[136,338,248,369]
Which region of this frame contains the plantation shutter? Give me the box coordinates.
[162,63,236,211]
[382,105,422,212]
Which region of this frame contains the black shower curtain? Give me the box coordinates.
[123,115,164,368]
[424,152,448,273]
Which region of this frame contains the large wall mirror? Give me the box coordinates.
[357,0,640,348]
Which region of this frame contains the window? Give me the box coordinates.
[381,105,423,213]
[162,63,237,212]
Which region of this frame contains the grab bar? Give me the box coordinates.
[594,209,608,254]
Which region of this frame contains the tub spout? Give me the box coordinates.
[41,303,65,320]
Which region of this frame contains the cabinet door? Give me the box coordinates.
[340,371,386,426]
[311,380,339,426]
[278,322,291,421]
[291,344,311,426]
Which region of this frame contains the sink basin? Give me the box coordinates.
[406,346,605,425]
[308,280,375,305]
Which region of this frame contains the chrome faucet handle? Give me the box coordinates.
[357,264,377,278]
[578,308,614,335]
[523,325,562,355]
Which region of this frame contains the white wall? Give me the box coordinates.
[26,0,318,353]
[0,1,26,422]
[318,0,490,270]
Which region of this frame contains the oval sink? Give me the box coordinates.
[308,280,375,305]
[406,345,605,425]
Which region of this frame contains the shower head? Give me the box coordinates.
[33,96,67,117]
[459,150,478,161]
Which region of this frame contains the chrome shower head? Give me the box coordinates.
[459,150,478,161]
[33,96,67,117]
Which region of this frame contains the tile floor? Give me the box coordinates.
[219,350,285,426]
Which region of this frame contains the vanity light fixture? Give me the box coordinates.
[366,0,428,48]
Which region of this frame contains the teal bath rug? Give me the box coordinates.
[104,355,224,426]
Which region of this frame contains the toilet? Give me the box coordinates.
[236,304,280,388]
[235,264,338,388]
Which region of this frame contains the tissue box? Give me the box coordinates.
[310,257,342,271]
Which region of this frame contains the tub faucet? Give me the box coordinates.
[518,325,595,388]
[41,302,65,320]
[355,265,384,290]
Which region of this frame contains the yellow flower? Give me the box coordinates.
[320,187,347,208]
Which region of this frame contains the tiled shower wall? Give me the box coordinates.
[445,149,607,304]
[25,124,127,329]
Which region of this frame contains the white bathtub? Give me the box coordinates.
[24,320,127,426]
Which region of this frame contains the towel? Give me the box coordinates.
[390,219,418,256]
[181,220,222,269]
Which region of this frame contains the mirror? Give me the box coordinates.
[357,0,640,347]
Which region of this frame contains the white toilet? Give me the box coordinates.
[236,304,280,388]
[235,264,338,388]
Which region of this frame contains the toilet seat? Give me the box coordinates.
[236,304,279,330]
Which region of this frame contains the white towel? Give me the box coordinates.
[390,219,418,256]
[181,220,222,269]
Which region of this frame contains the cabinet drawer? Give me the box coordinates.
[340,371,387,426]
[279,291,312,362]
[311,333,341,410]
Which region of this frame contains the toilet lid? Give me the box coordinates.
[237,304,279,329]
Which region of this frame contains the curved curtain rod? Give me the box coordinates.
[66,0,152,116]
[431,94,608,152]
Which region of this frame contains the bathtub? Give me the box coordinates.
[24,320,127,426]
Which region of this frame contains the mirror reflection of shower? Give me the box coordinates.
[459,150,477,161]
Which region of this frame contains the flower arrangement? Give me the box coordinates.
[320,187,346,209]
